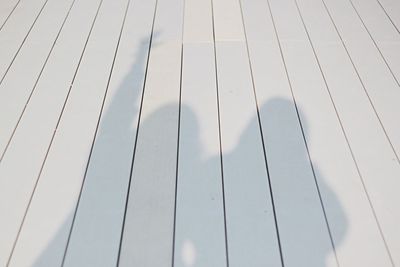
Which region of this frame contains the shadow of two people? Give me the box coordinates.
[31,98,346,267]
[171,97,347,267]
[30,32,346,266]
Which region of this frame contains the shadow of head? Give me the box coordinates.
[253,97,347,265]
[135,103,199,167]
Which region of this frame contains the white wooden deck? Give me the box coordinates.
[0,0,399,266]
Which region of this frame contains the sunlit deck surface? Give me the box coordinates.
[1,0,400,266]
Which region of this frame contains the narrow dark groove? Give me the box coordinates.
[297,0,395,264]
[115,0,158,265]
[375,0,400,35]
[0,0,22,32]
[319,0,400,165]
[291,1,349,266]
[5,0,104,265]
[61,0,132,265]
[210,0,230,265]
[319,0,397,264]
[237,0,285,266]
[265,0,341,265]
[347,0,400,88]
[171,42,184,267]
[0,0,78,163]
[171,1,186,264]
[0,0,50,85]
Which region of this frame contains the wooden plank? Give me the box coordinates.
[267,0,376,266]
[377,0,400,33]
[61,0,157,266]
[173,1,227,266]
[151,0,184,44]
[0,0,20,30]
[215,41,283,267]
[241,1,351,267]
[349,0,400,84]
[0,0,75,157]
[183,0,213,43]
[118,0,184,265]
[322,0,400,159]
[0,0,96,264]
[0,0,48,80]
[214,40,282,267]
[6,0,130,266]
[240,0,276,43]
[118,43,182,267]
[263,35,340,267]
[349,0,400,42]
[174,43,227,267]
[211,1,282,265]
[281,0,398,265]
[212,0,245,41]
[301,0,400,264]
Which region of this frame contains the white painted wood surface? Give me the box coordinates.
[0,0,101,264]
[118,0,184,265]
[266,0,353,265]
[0,0,20,29]
[0,0,400,266]
[317,1,400,264]
[290,0,400,266]
[174,43,227,267]
[349,0,400,84]
[376,0,400,33]
[322,0,400,160]
[212,1,282,265]
[62,0,157,266]
[7,0,130,265]
[241,0,392,266]
[0,0,74,156]
[174,1,227,266]
[183,0,213,43]
[212,0,244,41]
[296,0,400,265]
[215,40,282,267]
[0,0,47,80]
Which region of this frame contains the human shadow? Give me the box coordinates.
[27,29,161,266]
[255,98,347,267]
[57,32,164,267]
[173,97,347,267]
[60,37,159,266]
[28,35,346,267]
[30,89,346,267]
